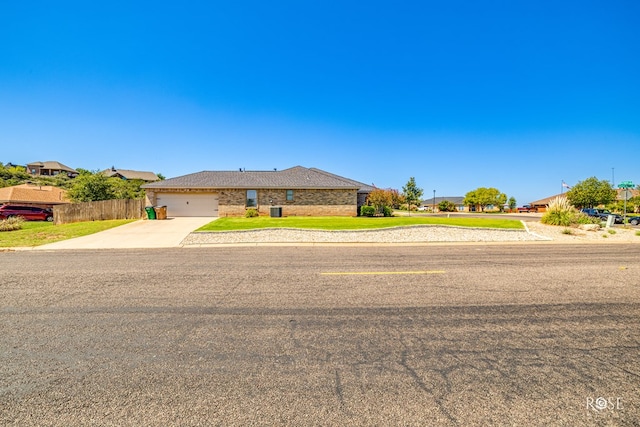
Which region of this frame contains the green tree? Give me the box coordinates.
[110,178,146,200]
[565,177,616,209]
[464,187,507,212]
[402,177,423,211]
[508,196,517,211]
[0,164,30,187]
[438,200,457,212]
[67,171,116,202]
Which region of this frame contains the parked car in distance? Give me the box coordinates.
[0,205,53,221]
[517,204,537,213]
[628,216,640,226]
[580,208,623,224]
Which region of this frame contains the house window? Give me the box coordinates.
[286,190,294,201]
[246,190,257,207]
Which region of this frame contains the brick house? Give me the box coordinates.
[26,161,78,178]
[142,166,374,217]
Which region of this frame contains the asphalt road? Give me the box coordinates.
[2,245,639,426]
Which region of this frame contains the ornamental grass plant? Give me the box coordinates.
[541,196,597,227]
[0,216,24,232]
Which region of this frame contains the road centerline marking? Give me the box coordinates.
[320,270,446,276]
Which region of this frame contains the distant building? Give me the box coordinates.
[421,196,466,212]
[102,167,160,182]
[27,161,78,178]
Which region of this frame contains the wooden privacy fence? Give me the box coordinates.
[53,199,146,225]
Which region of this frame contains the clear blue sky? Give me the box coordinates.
[1,1,638,204]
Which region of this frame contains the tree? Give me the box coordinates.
[67,171,116,202]
[565,177,616,209]
[438,200,457,212]
[387,188,404,209]
[0,163,30,188]
[464,187,507,212]
[366,188,394,215]
[110,178,146,200]
[508,197,517,211]
[402,177,423,211]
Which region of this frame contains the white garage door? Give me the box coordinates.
[156,193,219,217]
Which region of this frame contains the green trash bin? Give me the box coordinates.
[145,206,156,220]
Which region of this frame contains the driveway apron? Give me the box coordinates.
[35,217,215,250]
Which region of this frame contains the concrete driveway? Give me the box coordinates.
[35,217,215,250]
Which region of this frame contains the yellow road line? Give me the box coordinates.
[321,270,446,276]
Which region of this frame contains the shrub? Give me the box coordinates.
[245,208,259,218]
[561,228,573,235]
[541,196,597,227]
[0,216,24,232]
[438,200,457,212]
[575,213,599,224]
[360,205,376,217]
[608,229,616,235]
[382,206,393,217]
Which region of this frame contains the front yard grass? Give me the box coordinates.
[0,219,135,248]
[197,216,524,232]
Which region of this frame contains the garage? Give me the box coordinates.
[155,193,219,217]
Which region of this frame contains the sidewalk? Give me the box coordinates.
[34,217,215,250]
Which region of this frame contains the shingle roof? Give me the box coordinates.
[529,193,564,206]
[26,161,77,173]
[308,168,375,193]
[142,166,367,190]
[102,168,159,181]
[422,196,465,205]
[0,184,69,204]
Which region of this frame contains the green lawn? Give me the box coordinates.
[0,219,135,248]
[197,216,524,232]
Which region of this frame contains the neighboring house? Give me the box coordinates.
[0,184,70,208]
[102,167,160,182]
[529,189,640,212]
[142,166,374,217]
[421,196,465,212]
[528,193,568,212]
[27,161,78,178]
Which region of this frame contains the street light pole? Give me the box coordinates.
[433,190,436,213]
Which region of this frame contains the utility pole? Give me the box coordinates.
[612,168,615,187]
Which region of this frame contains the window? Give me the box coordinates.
[286,190,294,201]
[246,190,257,207]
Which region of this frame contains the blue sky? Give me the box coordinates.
[1,1,638,204]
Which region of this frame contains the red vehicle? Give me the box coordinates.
[0,205,54,221]
[517,204,538,213]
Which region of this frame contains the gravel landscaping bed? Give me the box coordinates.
[182,224,548,245]
[182,222,640,245]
